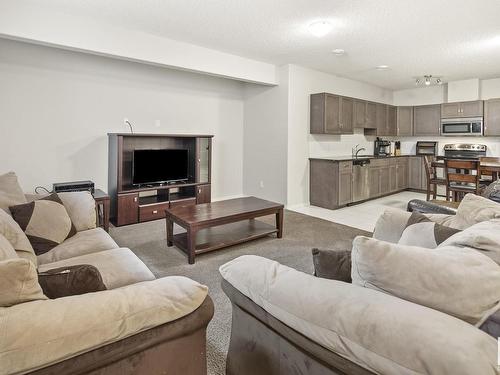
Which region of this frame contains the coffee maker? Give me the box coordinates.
[374,137,391,156]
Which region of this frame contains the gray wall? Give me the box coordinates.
[0,38,244,198]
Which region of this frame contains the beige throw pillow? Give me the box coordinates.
[0,258,47,307]
[0,172,27,214]
[0,234,17,261]
[399,212,461,248]
[9,193,76,255]
[58,192,97,231]
[351,236,500,325]
[451,194,500,229]
[0,209,36,265]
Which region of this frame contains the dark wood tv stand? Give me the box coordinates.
[108,133,213,226]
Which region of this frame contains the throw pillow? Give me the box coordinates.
[0,172,27,214]
[398,212,461,248]
[482,180,500,203]
[438,219,500,266]
[451,193,500,229]
[0,234,17,261]
[0,209,36,265]
[9,193,76,255]
[38,264,107,299]
[351,236,500,325]
[312,248,352,282]
[0,258,47,307]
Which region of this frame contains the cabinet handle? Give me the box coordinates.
[133,197,138,202]
[198,189,201,193]
[152,210,158,214]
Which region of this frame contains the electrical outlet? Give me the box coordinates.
[259,180,264,188]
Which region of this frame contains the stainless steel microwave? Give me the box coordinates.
[441,117,483,136]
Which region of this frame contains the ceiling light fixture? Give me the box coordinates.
[308,21,333,37]
[376,65,389,70]
[332,48,345,56]
[414,75,443,87]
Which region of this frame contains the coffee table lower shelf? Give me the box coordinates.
[172,220,278,256]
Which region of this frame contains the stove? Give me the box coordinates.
[443,143,487,160]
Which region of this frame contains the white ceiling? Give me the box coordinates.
[8,0,500,89]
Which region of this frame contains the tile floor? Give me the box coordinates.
[289,191,427,232]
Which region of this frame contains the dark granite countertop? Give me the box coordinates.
[309,154,418,162]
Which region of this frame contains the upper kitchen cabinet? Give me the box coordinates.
[485,98,500,136]
[441,100,483,118]
[366,102,377,129]
[387,105,397,136]
[310,93,354,134]
[397,106,413,136]
[375,103,388,135]
[413,104,441,136]
[354,100,367,128]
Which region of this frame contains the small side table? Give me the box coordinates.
[93,189,110,232]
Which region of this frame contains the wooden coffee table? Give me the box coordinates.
[165,196,284,264]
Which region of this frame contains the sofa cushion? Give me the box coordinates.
[0,276,208,375]
[220,255,497,375]
[0,258,47,307]
[451,193,500,229]
[10,193,77,255]
[438,219,500,265]
[311,248,352,282]
[0,209,36,265]
[0,234,17,261]
[58,192,97,232]
[38,248,155,289]
[0,172,27,214]
[351,236,500,325]
[398,212,460,248]
[38,265,107,299]
[36,227,118,265]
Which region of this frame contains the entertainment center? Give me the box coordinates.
[108,133,213,226]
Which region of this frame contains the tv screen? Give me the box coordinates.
[133,149,189,185]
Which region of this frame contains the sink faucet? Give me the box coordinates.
[352,144,366,158]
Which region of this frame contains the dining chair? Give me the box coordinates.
[444,159,484,202]
[423,155,446,201]
[479,157,500,182]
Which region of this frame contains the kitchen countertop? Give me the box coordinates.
[309,154,418,162]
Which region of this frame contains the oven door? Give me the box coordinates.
[441,118,483,136]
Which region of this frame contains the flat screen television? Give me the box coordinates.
[133,149,189,185]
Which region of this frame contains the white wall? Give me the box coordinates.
[243,66,289,203]
[481,78,500,100]
[287,65,393,207]
[393,85,446,106]
[0,38,245,199]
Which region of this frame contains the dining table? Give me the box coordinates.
[432,158,500,180]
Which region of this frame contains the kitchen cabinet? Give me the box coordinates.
[387,106,397,136]
[196,184,211,204]
[379,165,390,195]
[354,100,366,127]
[389,163,398,192]
[376,104,388,135]
[310,93,354,134]
[309,159,339,209]
[408,157,423,190]
[397,106,413,136]
[441,100,483,118]
[485,98,500,136]
[396,158,409,190]
[413,104,441,136]
[369,167,381,198]
[338,161,353,206]
[366,102,377,129]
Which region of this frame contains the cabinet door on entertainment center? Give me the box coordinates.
[196,185,211,204]
[197,138,211,184]
[117,193,139,226]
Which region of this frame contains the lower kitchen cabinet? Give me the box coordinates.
[389,163,398,192]
[379,166,390,194]
[338,161,353,206]
[408,156,427,191]
[369,167,381,199]
[396,159,409,190]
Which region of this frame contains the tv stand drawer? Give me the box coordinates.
[139,202,170,222]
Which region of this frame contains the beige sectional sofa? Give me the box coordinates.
[220,194,500,375]
[0,178,213,375]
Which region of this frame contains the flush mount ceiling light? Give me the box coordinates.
[376,65,389,71]
[308,21,333,37]
[332,48,345,56]
[414,75,443,86]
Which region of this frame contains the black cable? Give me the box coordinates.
[125,120,134,134]
[35,186,52,194]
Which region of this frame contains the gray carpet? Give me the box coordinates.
[110,210,370,375]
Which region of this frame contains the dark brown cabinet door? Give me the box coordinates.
[397,106,413,136]
[117,193,139,226]
[196,184,211,204]
[485,99,500,136]
[414,105,441,136]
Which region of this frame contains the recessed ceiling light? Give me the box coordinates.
[376,65,389,70]
[332,48,345,56]
[308,21,333,37]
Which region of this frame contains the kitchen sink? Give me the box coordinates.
[353,158,371,166]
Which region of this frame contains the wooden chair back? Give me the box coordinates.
[444,159,481,201]
[423,155,436,181]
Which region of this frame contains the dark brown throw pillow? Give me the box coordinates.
[9,193,76,255]
[312,248,352,282]
[398,212,461,248]
[38,265,106,299]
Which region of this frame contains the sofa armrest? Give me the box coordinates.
[220,255,497,375]
[0,277,208,375]
[407,199,458,215]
